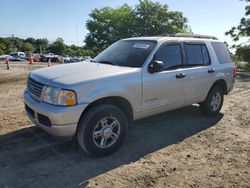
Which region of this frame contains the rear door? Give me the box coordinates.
[182,42,214,102]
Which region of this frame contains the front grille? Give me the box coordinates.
[27,77,45,99]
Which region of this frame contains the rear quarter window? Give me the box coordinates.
[211,42,232,64]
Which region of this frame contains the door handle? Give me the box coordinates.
[176,73,186,79]
[208,68,215,73]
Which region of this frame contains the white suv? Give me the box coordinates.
[24,34,236,157]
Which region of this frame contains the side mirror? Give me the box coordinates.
[148,60,164,73]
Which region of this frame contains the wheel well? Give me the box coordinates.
[211,79,228,95]
[81,96,134,122]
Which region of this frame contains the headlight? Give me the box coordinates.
[57,90,77,106]
[41,86,77,106]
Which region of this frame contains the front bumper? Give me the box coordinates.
[24,90,88,137]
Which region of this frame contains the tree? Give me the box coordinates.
[35,38,49,53]
[0,47,3,55]
[225,0,249,41]
[133,0,189,36]
[85,0,190,53]
[48,38,66,55]
[226,0,250,69]
[13,37,24,51]
[21,42,34,54]
[25,38,36,45]
[0,38,12,54]
[85,4,134,53]
[65,45,95,57]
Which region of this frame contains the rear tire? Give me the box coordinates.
[200,86,224,116]
[77,104,128,157]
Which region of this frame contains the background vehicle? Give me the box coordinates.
[81,56,92,62]
[0,54,11,61]
[24,34,235,157]
[32,53,41,62]
[40,53,59,62]
[63,56,92,63]
[9,52,27,61]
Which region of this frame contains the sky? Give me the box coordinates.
[0,0,248,46]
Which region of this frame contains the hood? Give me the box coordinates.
[30,62,139,86]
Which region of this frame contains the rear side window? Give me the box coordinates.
[202,45,210,65]
[211,42,232,64]
[155,44,183,69]
[184,44,210,66]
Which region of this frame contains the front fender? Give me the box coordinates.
[76,76,142,112]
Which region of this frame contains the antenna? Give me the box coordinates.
[75,24,79,46]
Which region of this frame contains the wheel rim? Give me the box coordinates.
[92,116,121,149]
[211,92,221,111]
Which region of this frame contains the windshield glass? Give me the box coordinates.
[94,40,157,68]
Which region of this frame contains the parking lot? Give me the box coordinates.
[0,62,249,188]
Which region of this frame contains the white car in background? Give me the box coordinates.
[9,52,27,61]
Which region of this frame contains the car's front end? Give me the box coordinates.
[24,74,88,138]
[24,59,141,138]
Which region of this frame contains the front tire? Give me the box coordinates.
[77,104,128,157]
[200,86,224,116]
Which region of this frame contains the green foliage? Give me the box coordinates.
[48,38,67,55]
[0,36,94,57]
[236,45,250,61]
[237,62,250,70]
[235,45,250,70]
[35,38,49,53]
[226,0,250,69]
[66,45,95,57]
[225,0,250,41]
[22,42,34,54]
[0,47,3,55]
[25,37,36,45]
[85,4,134,53]
[85,0,190,53]
[134,0,189,36]
[0,38,12,54]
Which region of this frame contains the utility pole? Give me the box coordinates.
[11,34,14,52]
[76,24,79,46]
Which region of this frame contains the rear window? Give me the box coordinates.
[184,44,210,66]
[211,42,232,64]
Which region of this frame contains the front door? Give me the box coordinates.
[142,43,188,116]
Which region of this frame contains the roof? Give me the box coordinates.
[123,34,220,43]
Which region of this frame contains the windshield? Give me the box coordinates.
[94,40,157,68]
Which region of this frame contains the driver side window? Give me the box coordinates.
[155,44,183,69]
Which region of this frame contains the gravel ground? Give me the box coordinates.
[0,62,249,188]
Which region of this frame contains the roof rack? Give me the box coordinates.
[171,33,218,40]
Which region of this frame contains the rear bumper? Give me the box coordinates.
[227,79,235,94]
[24,90,88,137]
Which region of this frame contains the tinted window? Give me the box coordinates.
[185,45,204,65]
[94,40,157,68]
[155,44,182,69]
[202,45,210,65]
[184,44,210,66]
[211,42,232,64]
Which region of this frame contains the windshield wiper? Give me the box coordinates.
[97,61,118,66]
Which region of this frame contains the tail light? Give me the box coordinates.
[233,66,237,79]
